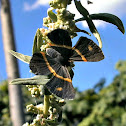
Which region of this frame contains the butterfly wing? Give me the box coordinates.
[30,49,75,99]
[70,37,104,62]
[47,29,72,46]
[47,29,72,59]
[46,48,61,59]
[46,66,75,99]
[29,52,61,75]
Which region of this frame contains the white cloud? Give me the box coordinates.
[24,0,50,11]
[67,0,126,28]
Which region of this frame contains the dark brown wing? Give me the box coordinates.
[29,52,61,75]
[47,29,72,46]
[70,37,104,62]
[30,51,75,99]
[46,66,75,99]
[47,29,72,59]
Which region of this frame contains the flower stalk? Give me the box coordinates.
[43,95,50,118]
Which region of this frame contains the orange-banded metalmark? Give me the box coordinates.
[30,29,104,99]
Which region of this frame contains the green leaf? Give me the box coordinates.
[75,13,125,34]
[10,50,31,64]
[33,28,43,54]
[10,75,49,85]
[47,8,57,22]
[32,32,38,53]
[74,0,102,48]
[37,29,43,51]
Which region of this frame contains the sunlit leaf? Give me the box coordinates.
[47,8,57,22]
[32,32,38,53]
[32,28,43,54]
[10,50,31,64]
[37,29,43,51]
[10,75,49,85]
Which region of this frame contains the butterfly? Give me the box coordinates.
[29,29,104,99]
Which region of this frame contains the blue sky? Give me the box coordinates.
[0,0,126,91]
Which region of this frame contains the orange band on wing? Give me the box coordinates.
[48,43,87,62]
[73,48,87,62]
[40,52,72,83]
[56,87,63,91]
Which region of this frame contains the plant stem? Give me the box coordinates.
[43,95,50,118]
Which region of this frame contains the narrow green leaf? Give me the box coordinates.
[32,28,43,54]
[75,13,125,34]
[47,8,57,22]
[90,13,125,34]
[32,32,38,53]
[10,50,31,64]
[74,0,102,48]
[37,29,43,51]
[10,75,49,85]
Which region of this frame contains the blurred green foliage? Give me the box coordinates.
[0,80,11,126]
[0,82,43,125]
[78,61,126,126]
[1,60,126,126]
[60,60,126,126]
